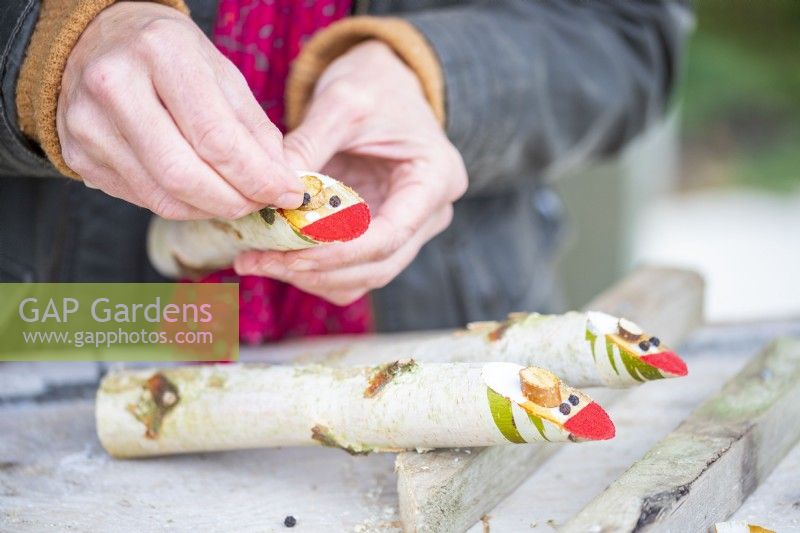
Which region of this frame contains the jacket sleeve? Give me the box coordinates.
[0,1,62,177]
[403,0,693,194]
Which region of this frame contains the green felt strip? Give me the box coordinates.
[527,413,550,441]
[487,387,526,444]
[585,328,598,362]
[605,338,621,375]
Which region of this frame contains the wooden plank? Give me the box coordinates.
[562,337,800,533]
[9,321,800,532]
[731,439,800,531]
[395,266,705,532]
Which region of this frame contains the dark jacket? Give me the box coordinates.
[0,0,692,332]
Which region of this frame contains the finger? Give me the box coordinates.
[313,288,370,307]
[61,102,211,219]
[282,83,359,171]
[150,48,303,207]
[256,168,445,270]
[216,58,287,157]
[92,68,260,218]
[235,206,452,292]
[89,143,212,220]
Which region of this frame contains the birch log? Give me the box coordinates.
[277,311,687,388]
[96,362,615,458]
[561,337,800,533]
[395,266,705,533]
[147,172,370,278]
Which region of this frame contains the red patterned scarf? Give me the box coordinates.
[203,0,372,344]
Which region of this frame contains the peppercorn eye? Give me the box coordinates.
[649,336,661,347]
[559,403,571,415]
[329,195,341,208]
[568,394,579,406]
[301,193,311,207]
[638,340,651,351]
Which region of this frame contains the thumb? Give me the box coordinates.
[283,94,354,172]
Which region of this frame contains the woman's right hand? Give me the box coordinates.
[57,1,304,220]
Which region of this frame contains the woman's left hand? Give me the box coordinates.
[234,40,467,306]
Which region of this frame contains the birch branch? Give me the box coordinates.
[147,172,370,278]
[561,337,800,533]
[96,362,614,458]
[395,266,705,533]
[279,311,687,388]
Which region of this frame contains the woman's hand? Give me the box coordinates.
[234,41,468,305]
[58,1,304,219]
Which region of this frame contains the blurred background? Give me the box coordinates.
[557,0,800,323]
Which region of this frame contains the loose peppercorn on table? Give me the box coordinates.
[2,267,799,532]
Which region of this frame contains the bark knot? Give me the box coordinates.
[364,358,417,398]
[126,373,181,439]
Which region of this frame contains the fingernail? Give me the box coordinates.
[276,192,303,209]
[288,259,317,271]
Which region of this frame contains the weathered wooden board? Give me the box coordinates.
[562,337,800,533]
[396,266,705,533]
[3,319,800,532]
[731,433,800,532]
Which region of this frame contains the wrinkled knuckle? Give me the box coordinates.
[83,59,125,101]
[61,144,88,174]
[62,101,92,132]
[158,157,193,196]
[345,247,364,265]
[63,114,96,147]
[302,272,327,290]
[223,202,251,220]
[193,120,238,164]
[136,18,177,58]
[383,226,412,259]
[325,80,374,119]
[369,269,393,289]
[376,238,396,260]
[150,193,182,220]
[247,180,281,203]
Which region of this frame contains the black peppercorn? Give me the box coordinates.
[568,394,579,406]
[329,195,341,208]
[302,193,311,207]
[638,340,651,351]
[649,336,661,347]
[559,403,571,415]
[284,516,297,528]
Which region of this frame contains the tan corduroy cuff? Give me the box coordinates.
[16,0,189,179]
[285,16,445,130]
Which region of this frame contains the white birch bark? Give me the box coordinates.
[147,171,368,278]
[96,362,613,458]
[279,311,687,388]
